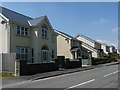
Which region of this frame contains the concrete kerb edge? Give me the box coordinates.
[31,67,95,81]
[106,62,119,66]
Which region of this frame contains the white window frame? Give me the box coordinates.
[17,26,20,35]
[16,26,28,36]
[42,28,48,38]
[16,47,29,60]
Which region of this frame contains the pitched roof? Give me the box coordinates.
[28,16,45,26]
[0,6,33,27]
[71,47,81,52]
[96,40,109,46]
[55,30,74,39]
[0,7,49,28]
[75,34,95,43]
[82,47,92,52]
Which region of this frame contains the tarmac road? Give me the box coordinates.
[2,63,119,89]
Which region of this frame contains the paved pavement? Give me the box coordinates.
[2,61,119,89]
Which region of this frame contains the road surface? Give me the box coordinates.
[3,64,119,89]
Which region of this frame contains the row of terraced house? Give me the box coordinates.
[0,7,119,70]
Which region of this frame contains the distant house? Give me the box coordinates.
[76,34,103,58]
[109,46,118,57]
[0,7,57,63]
[109,45,116,53]
[55,30,92,66]
[55,30,82,60]
[96,41,110,57]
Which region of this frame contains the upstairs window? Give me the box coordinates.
[17,26,20,35]
[21,27,24,35]
[25,28,28,36]
[16,26,28,36]
[42,25,48,38]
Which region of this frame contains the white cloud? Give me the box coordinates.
[99,19,107,23]
[92,18,108,24]
[112,27,118,33]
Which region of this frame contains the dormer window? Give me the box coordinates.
[42,25,48,38]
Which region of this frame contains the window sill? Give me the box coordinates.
[16,34,30,38]
[41,37,49,40]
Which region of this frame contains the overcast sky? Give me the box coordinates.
[2,2,118,48]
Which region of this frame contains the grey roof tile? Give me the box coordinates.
[0,6,47,27]
[28,16,45,26]
[0,6,33,27]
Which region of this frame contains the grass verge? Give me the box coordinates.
[0,72,14,78]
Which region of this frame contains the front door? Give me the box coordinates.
[42,50,48,63]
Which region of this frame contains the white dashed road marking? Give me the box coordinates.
[104,70,120,77]
[65,79,95,90]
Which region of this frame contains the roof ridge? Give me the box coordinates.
[32,15,46,20]
[28,16,46,26]
[96,40,109,46]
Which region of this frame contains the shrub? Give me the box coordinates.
[93,58,109,62]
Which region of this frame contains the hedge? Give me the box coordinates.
[93,58,109,62]
[92,57,111,65]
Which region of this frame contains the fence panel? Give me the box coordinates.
[2,53,16,73]
[82,59,89,65]
[0,54,1,89]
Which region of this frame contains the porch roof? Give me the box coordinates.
[71,46,81,52]
[82,47,92,53]
[71,48,79,52]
